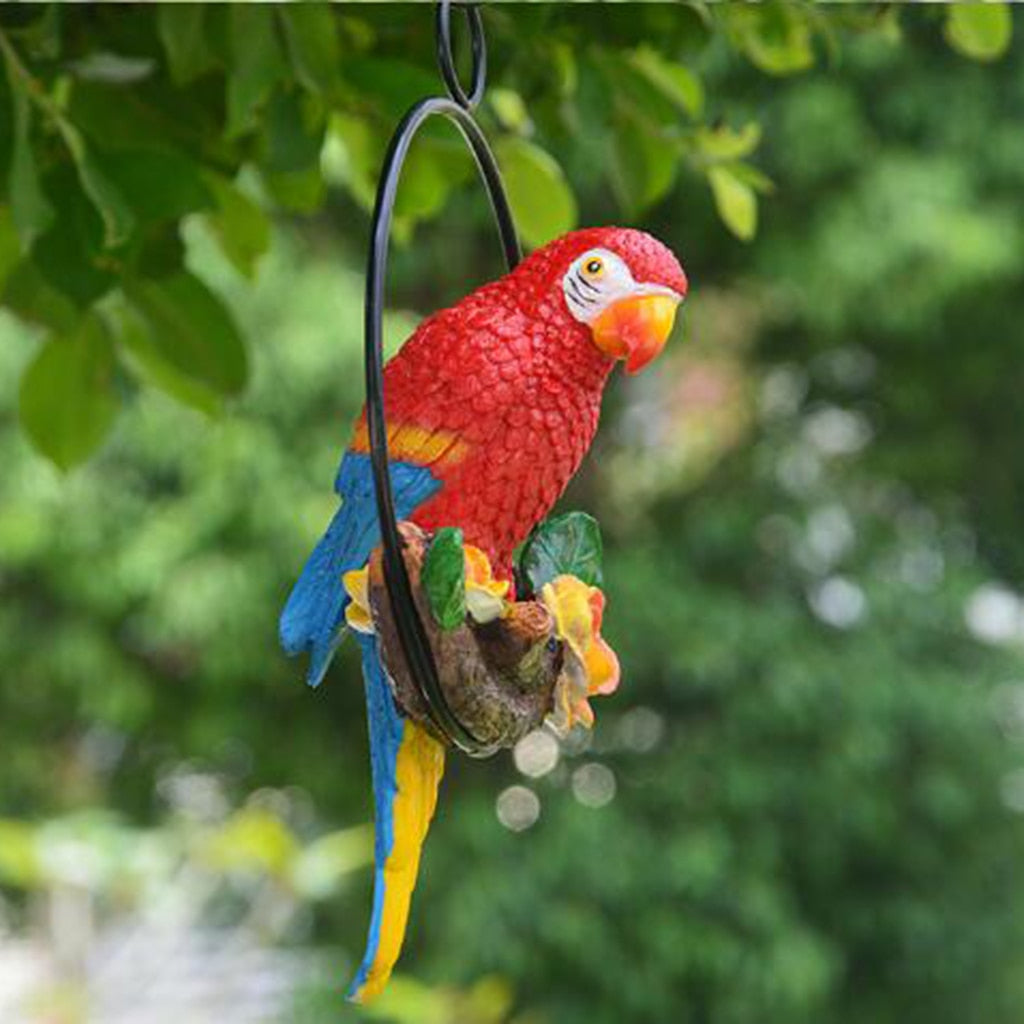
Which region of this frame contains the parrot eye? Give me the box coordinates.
[562,248,636,325]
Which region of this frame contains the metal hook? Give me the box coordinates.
[363,4,521,757]
[435,1,486,109]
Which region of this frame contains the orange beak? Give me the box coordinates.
[590,291,681,374]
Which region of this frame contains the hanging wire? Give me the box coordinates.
[363,1,522,757]
[436,2,487,109]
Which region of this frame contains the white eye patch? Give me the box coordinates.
[562,248,637,324]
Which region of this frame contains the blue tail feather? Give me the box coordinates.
[349,632,403,998]
[279,452,441,687]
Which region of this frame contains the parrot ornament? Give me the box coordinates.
[280,226,687,1002]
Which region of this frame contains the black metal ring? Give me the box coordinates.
[436,0,486,110]
[364,84,521,757]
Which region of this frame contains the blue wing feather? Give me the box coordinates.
[279,451,441,687]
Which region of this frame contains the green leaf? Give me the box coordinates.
[202,174,271,279]
[157,6,217,85]
[114,304,221,415]
[102,147,214,223]
[124,270,247,396]
[131,222,185,279]
[518,512,604,594]
[278,5,340,96]
[324,113,383,210]
[728,161,774,196]
[694,122,762,162]
[708,164,758,242]
[628,47,704,118]
[422,527,466,631]
[226,5,286,139]
[5,63,55,248]
[2,258,79,332]
[18,314,120,470]
[60,126,136,248]
[263,165,325,214]
[394,137,473,232]
[611,110,679,216]
[944,3,1012,62]
[0,819,41,888]
[0,207,21,291]
[33,165,117,306]
[494,137,577,250]
[727,3,815,76]
[489,88,531,132]
[341,58,440,121]
[67,79,229,162]
[262,88,325,175]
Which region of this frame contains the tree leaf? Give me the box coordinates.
[102,147,214,223]
[59,126,136,248]
[226,5,286,139]
[262,87,325,175]
[727,3,815,77]
[708,164,758,242]
[278,5,340,97]
[694,122,762,162]
[728,161,774,195]
[494,137,577,250]
[394,137,473,229]
[33,165,117,306]
[628,47,704,118]
[18,314,120,470]
[114,304,222,415]
[124,270,247,396]
[263,165,325,214]
[0,207,21,292]
[489,88,531,132]
[519,512,604,594]
[324,112,383,210]
[944,3,1012,62]
[422,527,466,631]
[157,5,217,85]
[4,63,54,248]
[341,57,440,121]
[611,110,679,216]
[2,258,79,332]
[131,222,185,279]
[202,174,271,279]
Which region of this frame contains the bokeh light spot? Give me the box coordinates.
[495,786,540,831]
[617,707,665,753]
[513,729,560,778]
[572,763,617,809]
[809,576,866,629]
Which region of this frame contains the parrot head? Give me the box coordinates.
[515,227,688,375]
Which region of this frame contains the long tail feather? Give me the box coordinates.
[347,634,445,1003]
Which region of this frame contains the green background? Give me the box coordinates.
[1,4,1023,1023]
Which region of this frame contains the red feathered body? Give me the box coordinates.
[349,227,687,572]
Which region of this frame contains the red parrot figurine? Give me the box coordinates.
[281,226,687,1001]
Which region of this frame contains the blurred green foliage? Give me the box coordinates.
[0,2,1012,468]
[2,4,1024,1024]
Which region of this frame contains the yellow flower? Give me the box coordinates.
[343,566,375,634]
[342,542,510,635]
[463,544,510,624]
[540,575,621,733]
